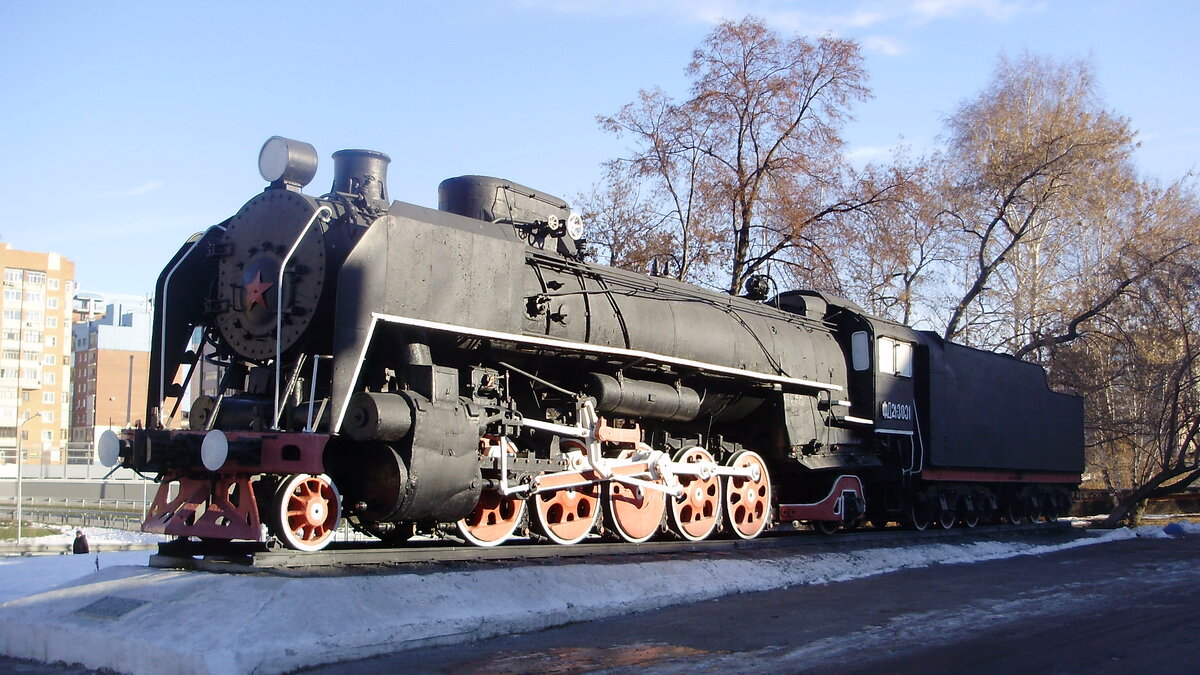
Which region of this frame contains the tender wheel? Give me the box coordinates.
[723,450,772,540]
[270,473,341,552]
[814,520,840,535]
[1044,500,1062,523]
[531,484,599,545]
[937,504,957,529]
[1027,497,1044,523]
[961,507,980,528]
[905,500,931,531]
[1004,499,1025,524]
[668,447,723,541]
[458,490,527,547]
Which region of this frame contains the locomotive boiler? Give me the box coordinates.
[98,137,1084,551]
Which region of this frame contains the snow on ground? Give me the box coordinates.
[15,523,166,548]
[0,521,1196,675]
[0,525,167,605]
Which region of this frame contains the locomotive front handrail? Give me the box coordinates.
[158,224,226,425]
[274,205,332,428]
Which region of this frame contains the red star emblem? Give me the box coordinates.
[245,271,274,311]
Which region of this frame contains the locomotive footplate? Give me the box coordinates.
[122,428,328,476]
[121,428,331,543]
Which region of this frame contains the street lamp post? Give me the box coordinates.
[16,410,42,544]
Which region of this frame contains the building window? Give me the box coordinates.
[42,412,53,424]
[24,271,45,285]
[3,329,17,341]
[44,372,55,385]
[2,309,18,321]
[48,279,59,290]
[42,392,54,403]
[47,298,58,309]
[2,349,17,361]
[42,354,54,366]
[47,336,56,347]
[41,430,52,442]
[23,291,42,304]
[3,289,20,302]
[46,316,57,327]
[3,270,21,285]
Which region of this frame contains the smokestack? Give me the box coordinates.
[331,149,391,206]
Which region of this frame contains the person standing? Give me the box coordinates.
[72,530,89,554]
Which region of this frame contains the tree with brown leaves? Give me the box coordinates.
[935,53,1138,348]
[600,17,900,294]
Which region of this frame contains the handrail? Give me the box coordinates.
[274,205,332,428]
[157,226,225,424]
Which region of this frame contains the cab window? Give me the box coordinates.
[877,337,913,378]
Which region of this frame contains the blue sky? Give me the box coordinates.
[2,0,1197,297]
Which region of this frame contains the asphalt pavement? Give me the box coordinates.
[303,530,1200,674]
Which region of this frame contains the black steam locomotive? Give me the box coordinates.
[98,137,1083,551]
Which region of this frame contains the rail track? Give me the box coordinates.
[149,521,1076,575]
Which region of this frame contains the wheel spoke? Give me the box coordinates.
[269,474,341,551]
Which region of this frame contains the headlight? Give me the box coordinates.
[258,136,318,188]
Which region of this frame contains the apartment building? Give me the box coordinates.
[70,295,152,449]
[0,244,74,464]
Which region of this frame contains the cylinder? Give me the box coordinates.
[342,392,413,442]
[331,149,391,204]
[582,373,701,422]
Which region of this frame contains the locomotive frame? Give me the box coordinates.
[98,137,1083,551]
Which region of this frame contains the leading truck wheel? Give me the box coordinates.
[270,474,341,552]
[723,450,772,540]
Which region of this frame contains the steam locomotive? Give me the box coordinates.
[98,137,1083,551]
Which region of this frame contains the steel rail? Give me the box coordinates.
[147,522,1073,574]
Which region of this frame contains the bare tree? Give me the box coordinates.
[1010,177,1196,361]
[575,164,670,272]
[821,158,949,325]
[1055,253,1200,526]
[599,88,719,282]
